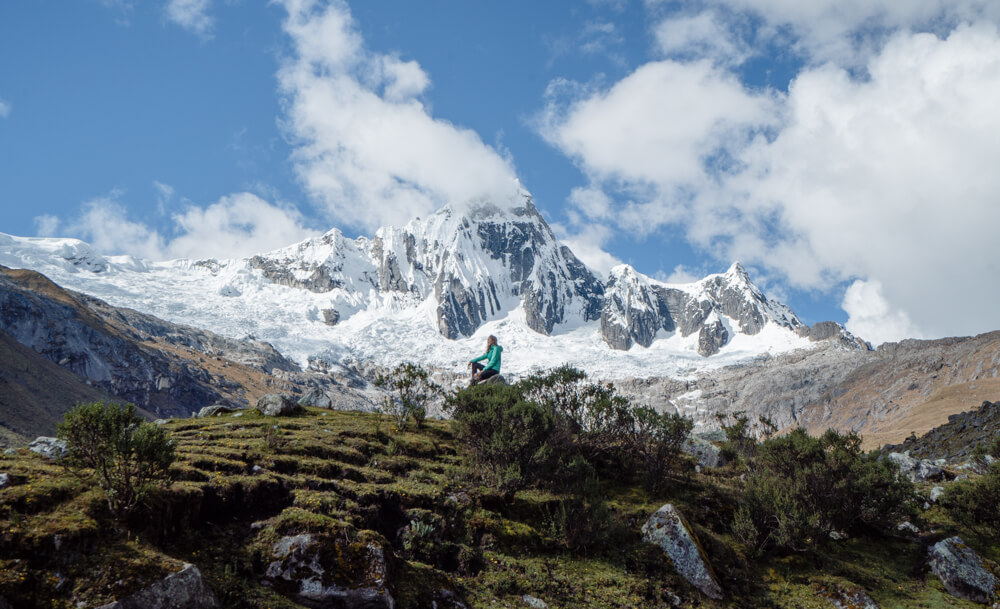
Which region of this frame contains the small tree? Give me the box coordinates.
[632,407,694,493]
[375,363,440,431]
[58,401,175,520]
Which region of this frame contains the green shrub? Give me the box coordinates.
[941,461,1000,537]
[449,367,694,497]
[375,363,440,431]
[713,411,777,463]
[732,428,916,556]
[447,383,560,495]
[632,406,693,493]
[57,401,176,520]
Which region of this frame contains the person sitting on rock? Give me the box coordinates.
[469,335,502,385]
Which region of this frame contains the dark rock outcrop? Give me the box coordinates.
[264,533,395,608]
[95,563,219,609]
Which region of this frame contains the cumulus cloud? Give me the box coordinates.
[165,0,214,39]
[0,98,10,118]
[538,58,776,233]
[842,280,923,346]
[277,0,520,231]
[654,11,750,66]
[66,195,168,261]
[540,22,1000,342]
[166,193,316,259]
[40,191,316,261]
[654,0,1000,64]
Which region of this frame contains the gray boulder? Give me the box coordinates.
[682,435,727,468]
[888,452,945,482]
[96,564,219,609]
[928,536,999,604]
[298,388,333,409]
[929,486,946,503]
[197,404,242,418]
[641,504,723,600]
[256,394,301,417]
[896,521,920,535]
[28,437,68,459]
[265,533,394,608]
[521,594,548,608]
[3,448,17,456]
[480,374,508,386]
[0,473,9,489]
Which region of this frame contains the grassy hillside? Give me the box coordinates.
[0,405,997,608]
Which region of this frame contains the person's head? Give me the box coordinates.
[486,335,498,350]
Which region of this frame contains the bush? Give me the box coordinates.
[57,401,176,520]
[375,363,440,431]
[449,367,694,497]
[732,428,916,556]
[632,406,693,493]
[447,383,559,495]
[941,461,1000,537]
[713,411,778,463]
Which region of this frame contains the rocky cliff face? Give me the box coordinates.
[247,199,605,340]
[600,263,803,355]
[616,329,1000,448]
[0,266,384,423]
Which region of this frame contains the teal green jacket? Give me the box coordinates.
[471,345,503,372]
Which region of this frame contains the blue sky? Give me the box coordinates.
[2,0,1000,344]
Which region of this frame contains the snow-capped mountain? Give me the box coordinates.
[601,262,802,356]
[0,198,859,379]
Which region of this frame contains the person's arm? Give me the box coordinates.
[470,352,488,363]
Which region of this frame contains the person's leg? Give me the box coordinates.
[471,362,484,381]
[479,369,498,382]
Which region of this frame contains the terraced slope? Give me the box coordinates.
[1,407,996,608]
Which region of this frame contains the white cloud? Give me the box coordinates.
[842,280,923,345]
[277,0,521,231]
[657,265,700,284]
[69,195,168,261]
[95,0,134,26]
[47,191,316,261]
[551,223,622,279]
[588,0,627,11]
[654,11,750,66]
[166,193,316,259]
[153,180,175,214]
[579,21,625,56]
[719,24,1000,338]
[538,59,776,234]
[0,98,10,118]
[693,0,1000,64]
[165,0,214,39]
[541,23,1000,340]
[33,215,61,237]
